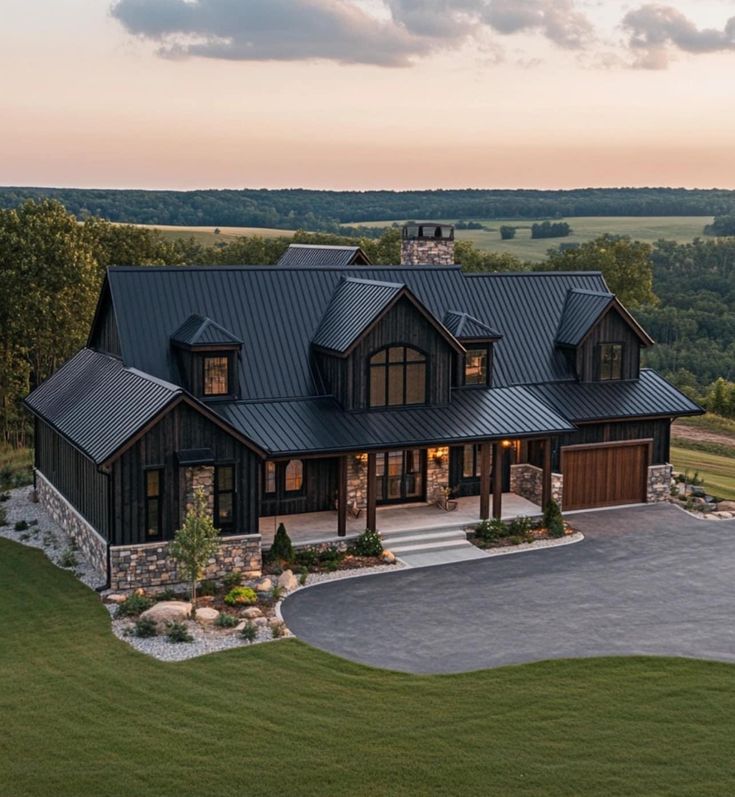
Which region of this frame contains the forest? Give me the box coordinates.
[1,186,735,233]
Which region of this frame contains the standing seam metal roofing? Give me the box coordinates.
[555,288,615,347]
[170,314,243,347]
[443,310,502,340]
[276,244,370,268]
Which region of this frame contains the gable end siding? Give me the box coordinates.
[576,307,642,382]
[89,286,122,357]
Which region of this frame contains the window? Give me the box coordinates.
[264,461,276,494]
[462,444,481,479]
[464,348,488,386]
[214,465,235,532]
[285,459,304,492]
[369,346,427,407]
[203,354,229,396]
[599,343,623,381]
[145,469,162,539]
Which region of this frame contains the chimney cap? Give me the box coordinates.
[402,222,454,241]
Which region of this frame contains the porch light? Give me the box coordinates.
[353,452,368,466]
[430,446,448,465]
[501,439,513,448]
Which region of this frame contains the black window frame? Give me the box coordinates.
[144,467,163,541]
[368,344,428,408]
[214,463,236,534]
[201,352,232,397]
[598,343,624,381]
[463,346,490,387]
[263,461,276,495]
[462,443,482,479]
[284,459,305,494]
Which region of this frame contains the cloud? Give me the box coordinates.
[111,0,596,66]
[622,4,735,68]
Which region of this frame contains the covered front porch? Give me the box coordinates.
[259,492,541,548]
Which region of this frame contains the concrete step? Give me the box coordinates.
[381,529,467,548]
[389,538,474,555]
[380,523,469,541]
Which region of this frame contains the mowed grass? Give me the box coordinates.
[126,223,295,246]
[3,540,735,796]
[671,445,735,501]
[347,216,713,261]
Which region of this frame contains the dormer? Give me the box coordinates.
[311,278,464,410]
[556,289,654,383]
[444,310,502,388]
[170,314,242,400]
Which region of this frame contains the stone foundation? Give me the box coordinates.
[109,534,262,592]
[510,464,564,509]
[35,470,108,581]
[647,463,673,503]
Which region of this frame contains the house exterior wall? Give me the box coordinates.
[88,284,121,357]
[556,419,671,469]
[576,307,642,382]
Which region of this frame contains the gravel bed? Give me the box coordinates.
[474,531,584,557]
[0,485,104,590]
[303,561,405,586]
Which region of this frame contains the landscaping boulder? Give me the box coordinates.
[256,578,273,593]
[717,501,735,512]
[140,601,192,631]
[241,606,263,620]
[194,607,219,625]
[381,550,396,564]
[277,569,298,592]
[105,593,127,604]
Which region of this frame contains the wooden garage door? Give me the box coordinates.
[562,440,650,511]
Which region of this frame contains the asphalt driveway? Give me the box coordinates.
[281,504,735,673]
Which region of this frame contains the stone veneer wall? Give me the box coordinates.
[109,535,262,592]
[647,463,673,503]
[35,470,108,582]
[400,239,455,266]
[510,464,564,509]
[183,465,214,513]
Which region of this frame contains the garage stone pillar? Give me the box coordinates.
[479,442,491,520]
[542,438,553,509]
[492,442,502,519]
[366,452,377,533]
[337,455,348,537]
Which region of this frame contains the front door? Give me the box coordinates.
[376,449,426,504]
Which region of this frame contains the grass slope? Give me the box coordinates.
[2,539,735,796]
[670,445,735,501]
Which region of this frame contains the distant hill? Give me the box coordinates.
[1,186,734,234]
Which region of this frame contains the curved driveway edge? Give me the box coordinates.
[281,504,735,674]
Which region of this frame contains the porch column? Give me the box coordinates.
[492,441,503,519]
[337,455,348,537]
[542,438,552,509]
[479,442,491,520]
[366,452,377,532]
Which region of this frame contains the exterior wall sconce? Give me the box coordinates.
[430,447,448,465]
[353,452,368,466]
[501,439,513,448]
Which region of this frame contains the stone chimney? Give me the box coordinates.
[400,223,455,266]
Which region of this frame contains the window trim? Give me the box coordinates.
[214,463,236,534]
[201,352,232,398]
[598,342,624,381]
[463,346,490,387]
[368,344,429,409]
[264,461,276,495]
[144,467,163,541]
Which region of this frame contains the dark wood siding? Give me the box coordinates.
[36,420,110,539]
[576,307,641,382]
[110,403,260,546]
[349,297,454,410]
[313,351,350,407]
[88,287,121,356]
[260,457,338,516]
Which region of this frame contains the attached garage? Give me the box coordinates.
[562,440,650,511]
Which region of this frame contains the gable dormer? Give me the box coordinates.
[170,314,242,400]
[443,310,502,388]
[311,278,463,410]
[556,289,654,383]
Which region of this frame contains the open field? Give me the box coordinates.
[345,216,713,261]
[4,538,735,796]
[125,223,296,246]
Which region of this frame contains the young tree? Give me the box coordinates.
[168,487,220,615]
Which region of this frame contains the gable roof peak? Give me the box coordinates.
[443,309,502,341]
[170,313,242,348]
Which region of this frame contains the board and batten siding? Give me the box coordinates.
[260,457,338,517]
[576,307,641,382]
[35,419,110,539]
[110,402,260,546]
[88,286,121,357]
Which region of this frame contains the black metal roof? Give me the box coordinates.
[526,369,703,422]
[311,278,404,353]
[24,349,181,464]
[171,313,242,348]
[106,266,612,398]
[276,244,371,268]
[443,310,502,341]
[555,289,614,347]
[218,386,576,457]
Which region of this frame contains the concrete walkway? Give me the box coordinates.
[281,504,735,674]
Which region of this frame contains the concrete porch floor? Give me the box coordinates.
[259,493,541,548]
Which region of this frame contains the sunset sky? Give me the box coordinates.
[2,0,735,190]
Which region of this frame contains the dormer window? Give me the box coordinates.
[464,348,489,386]
[203,354,230,396]
[599,343,623,381]
[369,346,427,408]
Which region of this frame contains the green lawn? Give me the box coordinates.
[127,223,296,246]
[3,539,735,795]
[671,445,735,501]
[346,216,713,261]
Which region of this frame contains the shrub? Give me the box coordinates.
[224,586,257,606]
[318,546,341,566]
[59,548,78,568]
[198,579,217,597]
[475,518,505,542]
[0,492,10,502]
[222,571,242,590]
[294,548,317,568]
[508,516,533,536]
[270,584,286,602]
[271,621,286,639]
[132,617,157,638]
[270,523,294,563]
[0,506,6,526]
[351,529,383,557]
[543,500,565,538]
[156,588,177,602]
[215,612,239,629]
[116,593,154,618]
[298,569,308,586]
[14,520,28,531]
[240,621,257,643]
[166,621,193,643]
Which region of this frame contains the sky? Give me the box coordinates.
[1,0,734,190]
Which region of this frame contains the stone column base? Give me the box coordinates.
[647,463,673,503]
[510,464,564,510]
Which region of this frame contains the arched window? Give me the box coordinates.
[369,346,427,408]
[285,459,304,492]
